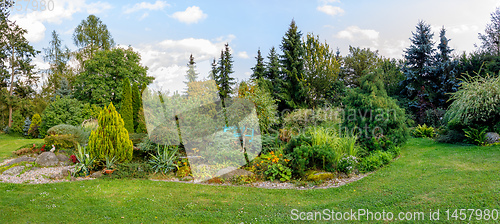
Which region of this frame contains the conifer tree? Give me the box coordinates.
[400,21,436,117]
[251,49,265,80]
[120,78,134,133]
[28,113,41,138]
[478,7,500,56]
[209,58,217,80]
[185,54,199,83]
[88,103,133,162]
[279,19,307,110]
[131,82,142,131]
[215,43,236,102]
[22,116,31,136]
[433,27,459,108]
[265,46,280,81]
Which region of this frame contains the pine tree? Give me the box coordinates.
[280,19,307,110]
[400,21,436,118]
[251,49,265,80]
[131,82,142,131]
[51,77,72,100]
[120,78,134,133]
[88,103,133,162]
[209,58,217,80]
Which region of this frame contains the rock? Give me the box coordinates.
[50,173,63,179]
[3,156,36,167]
[56,154,70,165]
[35,152,59,167]
[307,172,335,181]
[215,166,238,177]
[3,166,25,176]
[181,176,194,181]
[485,132,500,144]
[218,168,254,179]
[60,168,70,177]
[90,171,102,178]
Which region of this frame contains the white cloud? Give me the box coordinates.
[124,1,169,14]
[171,6,207,24]
[319,0,340,4]
[10,0,113,43]
[337,26,379,41]
[317,5,344,16]
[237,51,249,59]
[134,35,235,93]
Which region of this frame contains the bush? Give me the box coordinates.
[343,70,411,151]
[46,124,87,147]
[359,150,393,172]
[423,108,446,127]
[283,108,341,131]
[289,144,338,176]
[444,74,500,131]
[337,155,359,174]
[28,114,42,138]
[88,103,133,163]
[436,129,465,144]
[413,124,435,138]
[44,134,78,150]
[40,97,90,137]
[148,146,179,174]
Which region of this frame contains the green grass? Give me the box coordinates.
[0,137,499,223]
[0,134,44,159]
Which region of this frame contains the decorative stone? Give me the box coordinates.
[485,132,500,144]
[35,152,59,167]
[215,166,238,177]
[56,154,70,165]
[3,166,25,176]
[90,171,102,178]
[307,172,335,181]
[3,156,36,167]
[218,169,254,179]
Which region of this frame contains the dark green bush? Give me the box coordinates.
[359,150,393,172]
[436,129,465,144]
[289,144,337,177]
[343,70,411,152]
[40,96,91,137]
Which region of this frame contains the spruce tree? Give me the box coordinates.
[280,19,307,110]
[120,78,134,133]
[265,46,280,81]
[433,27,459,108]
[251,49,265,80]
[88,103,133,162]
[22,116,31,136]
[215,43,236,102]
[51,77,72,101]
[131,82,141,131]
[209,58,217,80]
[400,21,436,118]
[185,54,198,83]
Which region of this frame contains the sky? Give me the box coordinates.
[8,0,500,94]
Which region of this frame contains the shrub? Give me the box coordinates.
[359,150,393,172]
[436,129,465,144]
[88,103,134,163]
[46,124,87,147]
[283,107,341,131]
[44,134,78,150]
[265,163,292,182]
[413,124,435,138]
[423,108,446,127]
[11,110,24,134]
[337,155,359,174]
[40,97,90,136]
[445,74,500,131]
[241,80,279,134]
[28,113,42,138]
[73,144,96,177]
[463,127,488,146]
[289,144,338,176]
[343,70,410,151]
[22,117,31,137]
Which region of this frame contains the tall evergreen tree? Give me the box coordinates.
[400,21,436,118]
[478,7,500,56]
[131,82,142,131]
[279,19,307,110]
[209,58,217,80]
[53,77,72,100]
[120,78,134,133]
[433,27,459,108]
[251,49,265,80]
[185,54,199,83]
[265,46,280,81]
[215,43,236,102]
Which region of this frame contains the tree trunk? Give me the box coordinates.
[8,47,14,127]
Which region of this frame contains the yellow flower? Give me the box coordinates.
[260,160,264,163]
[267,157,271,160]
[270,151,274,155]
[279,154,283,157]
[183,162,187,165]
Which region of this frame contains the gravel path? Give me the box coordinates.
[0,158,89,184]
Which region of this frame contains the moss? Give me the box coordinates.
[306,172,335,181]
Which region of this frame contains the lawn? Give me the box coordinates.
[0,134,44,159]
[0,136,499,223]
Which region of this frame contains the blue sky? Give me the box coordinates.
[9,0,500,93]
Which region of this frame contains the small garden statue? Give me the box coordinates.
[50,145,56,152]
